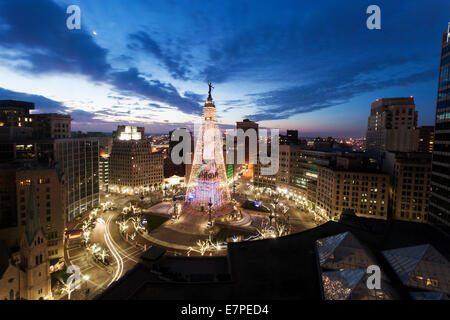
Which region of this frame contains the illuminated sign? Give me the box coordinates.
[118,126,142,140]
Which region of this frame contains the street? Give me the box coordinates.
[59,178,320,299]
[60,194,145,300]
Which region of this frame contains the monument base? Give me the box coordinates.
[182,201,234,217]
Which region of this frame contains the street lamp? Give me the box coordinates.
[269,211,276,226]
[163,185,168,200]
[172,196,177,219]
[208,198,213,227]
[271,193,280,217]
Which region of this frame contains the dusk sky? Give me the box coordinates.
[0,0,449,137]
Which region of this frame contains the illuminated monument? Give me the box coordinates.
[185,82,232,216]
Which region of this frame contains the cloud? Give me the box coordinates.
[0,0,447,129]
[68,109,100,122]
[0,0,110,80]
[128,31,191,80]
[148,103,164,109]
[0,87,117,126]
[0,0,204,118]
[198,1,446,84]
[0,87,65,113]
[109,68,202,115]
[247,68,436,121]
[182,91,205,104]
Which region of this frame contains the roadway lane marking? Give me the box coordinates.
[106,219,140,263]
[79,265,95,273]
[104,214,124,286]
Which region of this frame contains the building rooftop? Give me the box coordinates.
[95,214,450,300]
[0,100,35,110]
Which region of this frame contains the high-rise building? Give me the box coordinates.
[429,25,450,226]
[280,129,299,145]
[0,100,34,140]
[278,144,296,183]
[294,149,339,208]
[366,97,418,161]
[254,145,340,209]
[0,103,97,223]
[384,151,431,223]
[0,100,34,126]
[168,128,192,178]
[236,119,258,178]
[99,152,110,192]
[316,162,389,221]
[54,138,99,221]
[0,137,99,222]
[416,126,434,153]
[32,113,72,139]
[287,130,299,144]
[0,140,53,163]
[109,126,164,194]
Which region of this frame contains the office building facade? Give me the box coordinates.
[32,113,72,139]
[316,165,389,221]
[384,151,431,223]
[0,100,34,140]
[99,152,110,192]
[366,97,418,161]
[109,126,164,194]
[54,138,99,221]
[429,27,450,226]
[416,126,434,153]
[236,119,258,178]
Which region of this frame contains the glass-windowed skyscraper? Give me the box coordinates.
[429,24,450,226]
[54,138,99,222]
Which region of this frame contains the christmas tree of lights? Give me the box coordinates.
[185,82,231,213]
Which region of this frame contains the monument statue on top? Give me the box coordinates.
[208,81,214,100]
[185,82,232,216]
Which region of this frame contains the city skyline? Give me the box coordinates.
[0,0,449,137]
[0,2,449,303]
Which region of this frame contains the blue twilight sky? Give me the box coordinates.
[0,0,449,137]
